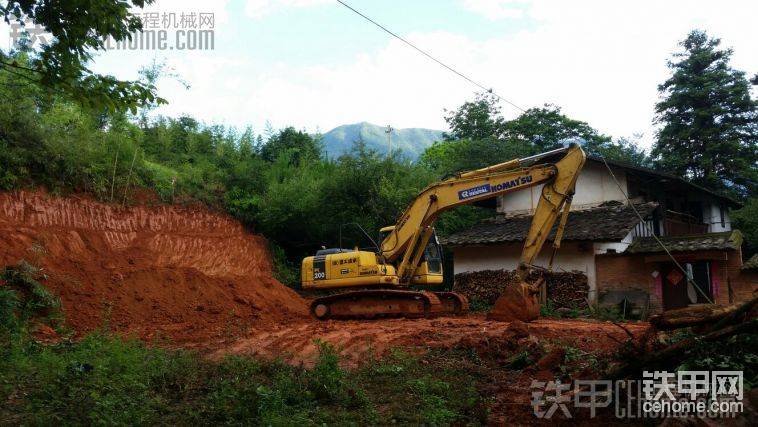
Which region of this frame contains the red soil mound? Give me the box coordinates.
[0,191,307,346]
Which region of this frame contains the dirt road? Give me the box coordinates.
[214,315,650,367]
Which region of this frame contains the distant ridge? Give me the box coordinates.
[320,122,443,160]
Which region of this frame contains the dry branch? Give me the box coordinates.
[610,318,758,379]
[649,295,758,331]
[649,304,736,330]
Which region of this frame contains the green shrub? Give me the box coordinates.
[468,298,493,312]
[269,242,300,287]
[1,262,60,321]
[143,160,178,201]
[0,287,20,330]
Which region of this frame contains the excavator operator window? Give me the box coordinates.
[423,237,443,273]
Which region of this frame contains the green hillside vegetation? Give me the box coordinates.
[2,30,756,286]
[0,64,644,284]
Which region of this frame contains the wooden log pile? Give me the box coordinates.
[648,304,738,330]
[529,270,589,309]
[609,295,758,379]
[452,269,519,305]
[453,269,589,309]
[648,295,757,333]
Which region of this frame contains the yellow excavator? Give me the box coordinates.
[301,144,586,321]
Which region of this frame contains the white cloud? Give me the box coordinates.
[149,0,757,151]
[9,0,755,152]
[245,0,332,19]
[461,0,529,20]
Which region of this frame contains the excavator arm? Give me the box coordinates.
[380,144,586,284]
[303,144,585,321]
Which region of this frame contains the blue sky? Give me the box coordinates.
[3,1,756,149]
[231,1,534,65]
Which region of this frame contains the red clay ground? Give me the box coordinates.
[1,191,656,424]
[213,314,651,425]
[0,191,649,360]
[0,191,308,346]
[213,314,650,367]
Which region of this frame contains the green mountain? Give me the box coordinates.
[320,122,443,160]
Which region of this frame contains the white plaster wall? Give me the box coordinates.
[452,242,599,303]
[594,241,631,254]
[497,161,628,215]
[703,202,732,233]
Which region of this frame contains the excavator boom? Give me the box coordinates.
[380,145,585,280]
[302,144,586,321]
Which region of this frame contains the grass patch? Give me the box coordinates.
[467,298,493,313]
[0,261,490,425]
[559,345,606,375]
[1,277,489,425]
[1,262,62,333]
[1,335,489,425]
[356,348,488,424]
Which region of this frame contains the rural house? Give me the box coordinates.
[441,156,756,314]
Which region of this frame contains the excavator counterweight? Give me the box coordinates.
[301,144,586,321]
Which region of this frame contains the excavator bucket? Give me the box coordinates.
[487,281,540,322]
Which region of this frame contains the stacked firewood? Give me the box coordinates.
[452,269,519,304]
[452,269,589,308]
[529,270,589,309]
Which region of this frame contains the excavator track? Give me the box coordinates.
[310,290,468,320]
[433,291,470,316]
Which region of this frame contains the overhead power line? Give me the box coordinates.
[337,1,709,305]
[335,0,526,112]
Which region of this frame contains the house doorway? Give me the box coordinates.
[661,261,712,310]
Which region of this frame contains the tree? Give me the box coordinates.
[435,96,649,172]
[732,198,758,258]
[652,30,757,199]
[136,58,188,128]
[593,135,652,168]
[503,105,608,152]
[420,137,531,174]
[1,0,162,113]
[260,127,321,164]
[443,92,507,141]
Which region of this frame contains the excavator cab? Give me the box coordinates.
[410,232,443,285]
[379,225,443,285]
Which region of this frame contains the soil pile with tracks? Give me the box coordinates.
[215,315,650,367]
[0,191,307,346]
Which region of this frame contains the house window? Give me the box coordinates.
[719,204,725,228]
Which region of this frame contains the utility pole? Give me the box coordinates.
[385,124,394,158]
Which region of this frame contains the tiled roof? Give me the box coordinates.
[626,230,743,254]
[441,201,658,247]
[743,254,758,271]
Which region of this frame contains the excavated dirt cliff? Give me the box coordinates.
[0,191,307,346]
